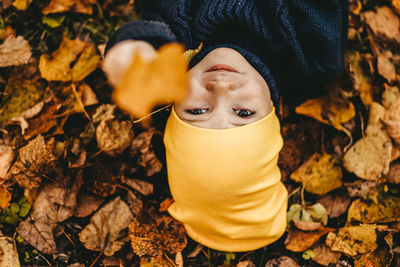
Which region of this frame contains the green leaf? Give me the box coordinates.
[287,204,302,224]
[19,202,31,217]
[308,203,328,225]
[224,252,235,265]
[16,235,24,243]
[42,14,66,28]
[10,202,20,214]
[18,196,28,205]
[4,214,19,225]
[302,249,315,260]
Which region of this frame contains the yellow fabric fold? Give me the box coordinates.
[163,107,288,252]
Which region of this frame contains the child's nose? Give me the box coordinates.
[206,80,236,93]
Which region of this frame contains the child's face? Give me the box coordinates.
[175,48,273,129]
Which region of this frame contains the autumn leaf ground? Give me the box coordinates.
[0,0,400,266]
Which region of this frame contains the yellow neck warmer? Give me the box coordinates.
[163,107,288,252]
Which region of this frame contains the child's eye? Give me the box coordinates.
[185,108,208,115]
[234,109,255,118]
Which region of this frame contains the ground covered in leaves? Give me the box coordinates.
[0,0,400,266]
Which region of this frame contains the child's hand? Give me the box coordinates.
[103,40,156,86]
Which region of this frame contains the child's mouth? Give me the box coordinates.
[206,64,239,73]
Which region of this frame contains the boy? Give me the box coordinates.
[103,0,348,252]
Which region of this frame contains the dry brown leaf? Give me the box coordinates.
[347,196,400,224]
[383,96,400,146]
[126,191,143,217]
[0,144,14,179]
[381,84,399,109]
[159,198,174,212]
[129,214,186,265]
[310,241,342,266]
[284,227,334,252]
[0,35,31,67]
[6,135,56,189]
[388,162,400,184]
[92,104,116,123]
[0,236,21,267]
[131,129,162,176]
[345,180,377,199]
[293,220,322,232]
[317,188,351,218]
[96,119,134,156]
[42,0,96,14]
[12,0,32,10]
[343,102,392,180]
[377,52,396,83]
[325,225,381,256]
[79,197,133,256]
[391,144,400,162]
[33,175,83,223]
[295,95,355,132]
[0,185,11,209]
[265,257,300,267]
[74,192,104,218]
[24,98,61,140]
[347,52,373,107]
[114,43,189,119]
[16,214,57,254]
[290,153,342,195]
[363,6,400,44]
[79,83,98,106]
[39,35,99,82]
[124,178,153,196]
[237,260,256,267]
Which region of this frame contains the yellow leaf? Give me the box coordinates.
[0,185,11,209]
[347,197,400,224]
[114,43,189,119]
[39,35,99,82]
[290,153,342,195]
[12,0,32,10]
[295,96,355,132]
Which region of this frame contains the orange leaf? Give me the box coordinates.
[113,43,189,119]
[0,185,11,209]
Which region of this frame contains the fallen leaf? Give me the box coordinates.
[345,181,377,201]
[383,96,400,146]
[79,83,98,106]
[85,157,119,197]
[347,196,400,224]
[129,213,186,265]
[388,162,400,184]
[0,35,31,67]
[346,52,374,107]
[391,144,400,162]
[96,119,134,156]
[363,6,400,44]
[265,256,300,267]
[236,260,255,267]
[124,178,153,196]
[159,198,174,212]
[23,97,61,140]
[293,220,322,232]
[377,52,396,83]
[325,225,381,256]
[285,227,334,252]
[12,0,32,10]
[317,188,351,218]
[310,241,342,266]
[74,192,104,218]
[10,100,45,134]
[126,191,143,216]
[39,35,100,82]
[381,84,399,109]
[114,43,189,119]
[79,197,133,256]
[0,0,13,11]
[290,153,342,195]
[0,186,11,209]
[92,104,116,123]
[354,245,393,267]
[343,102,392,180]
[16,214,57,254]
[0,63,47,127]
[6,135,56,189]
[0,235,21,267]
[394,0,400,14]
[130,129,162,176]
[0,144,14,179]
[43,0,96,15]
[295,95,355,132]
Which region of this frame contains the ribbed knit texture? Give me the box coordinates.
[105,0,349,106]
